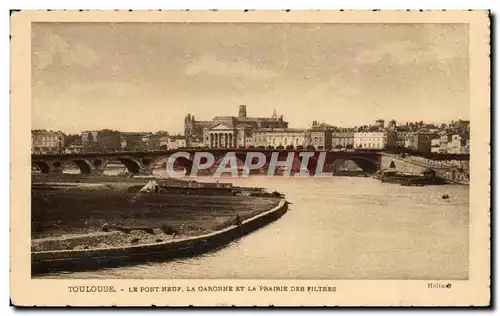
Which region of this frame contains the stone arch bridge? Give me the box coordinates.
[32,149,383,176]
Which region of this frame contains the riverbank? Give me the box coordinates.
[32,183,282,250]
[32,173,158,184]
[32,198,288,275]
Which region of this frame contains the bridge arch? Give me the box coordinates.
[72,160,93,175]
[148,156,169,176]
[62,159,93,175]
[146,155,195,176]
[294,154,317,174]
[33,161,50,174]
[262,152,305,175]
[100,158,142,175]
[211,154,246,176]
[174,156,194,175]
[329,156,379,173]
[349,157,379,173]
[117,158,142,175]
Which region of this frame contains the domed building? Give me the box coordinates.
[184,105,288,148]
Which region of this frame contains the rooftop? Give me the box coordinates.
[253,128,305,133]
[120,132,152,136]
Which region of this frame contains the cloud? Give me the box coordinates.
[327,78,361,96]
[355,38,466,65]
[185,54,276,80]
[33,32,99,70]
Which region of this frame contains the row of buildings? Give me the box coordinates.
[184,105,470,154]
[31,105,470,155]
[32,130,187,154]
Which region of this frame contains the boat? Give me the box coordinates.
[378,168,446,186]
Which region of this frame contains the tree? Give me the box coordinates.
[155,130,169,137]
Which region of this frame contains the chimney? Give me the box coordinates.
[239,105,247,118]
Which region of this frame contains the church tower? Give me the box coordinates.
[239,105,247,118]
[272,108,278,119]
[184,114,193,139]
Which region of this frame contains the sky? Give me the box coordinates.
[32,22,470,134]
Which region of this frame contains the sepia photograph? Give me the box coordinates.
[10,10,490,306]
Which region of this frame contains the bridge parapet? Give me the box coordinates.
[32,149,384,176]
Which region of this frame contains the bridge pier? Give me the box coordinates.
[32,150,385,177]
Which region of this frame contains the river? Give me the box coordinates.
[39,175,469,280]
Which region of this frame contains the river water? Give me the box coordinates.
[40,175,469,280]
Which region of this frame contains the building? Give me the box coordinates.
[64,145,84,154]
[140,134,160,151]
[81,130,121,152]
[250,128,306,148]
[405,131,438,153]
[430,131,451,154]
[32,130,65,154]
[438,132,450,153]
[450,120,470,140]
[306,128,333,150]
[375,119,385,129]
[430,138,442,153]
[331,132,354,148]
[446,134,467,154]
[184,114,213,147]
[311,121,335,130]
[191,105,289,148]
[391,127,408,148]
[63,134,82,148]
[396,131,408,148]
[203,119,247,148]
[120,132,152,151]
[388,120,397,130]
[188,139,203,148]
[353,131,388,149]
[385,129,398,148]
[166,136,186,149]
[159,135,187,149]
[158,135,186,150]
[159,136,170,149]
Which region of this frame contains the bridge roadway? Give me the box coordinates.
[31,149,383,176]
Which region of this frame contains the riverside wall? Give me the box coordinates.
[32,199,288,275]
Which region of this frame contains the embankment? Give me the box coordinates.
[32,185,280,239]
[32,199,288,275]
